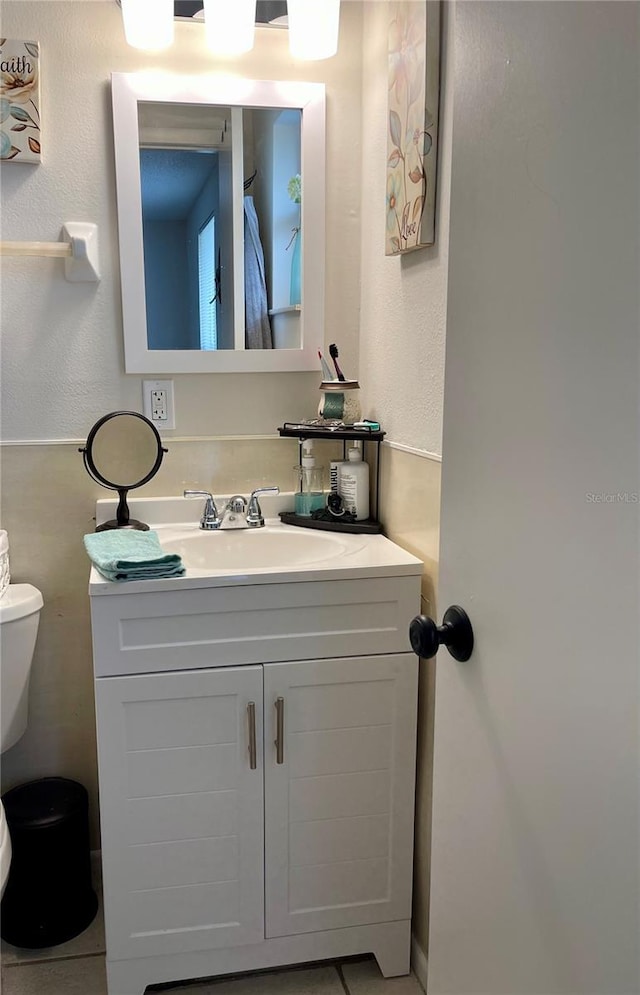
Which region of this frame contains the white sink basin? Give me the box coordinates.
[161,524,358,572]
[90,496,424,593]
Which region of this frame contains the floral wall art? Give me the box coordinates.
[0,39,41,163]
[386,1,440,254]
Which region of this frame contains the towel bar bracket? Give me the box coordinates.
[61,222,100,283]
[0,221,100,283]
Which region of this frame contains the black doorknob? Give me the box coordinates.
[409,606,474,662]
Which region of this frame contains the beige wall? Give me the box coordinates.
[358,1,454,958]
[1,0,451,962]
[359,2,453,457]
[0,0,364,833]
[0,0,363,442]
[379,444,441,954]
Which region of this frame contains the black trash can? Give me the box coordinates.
[1,777,98,948]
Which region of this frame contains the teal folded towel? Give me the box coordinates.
[83,530,185,582]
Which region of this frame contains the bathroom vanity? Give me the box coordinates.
[89,498,422,995]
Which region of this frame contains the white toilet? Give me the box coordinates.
[0,583,43,896]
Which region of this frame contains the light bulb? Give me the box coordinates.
[287,0,340,61]
[120,0,174,51]
[204,0,257,56]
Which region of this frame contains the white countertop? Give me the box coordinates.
[88,496,423,596]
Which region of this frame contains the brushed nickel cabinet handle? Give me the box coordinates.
[247,701,257,770]
[274,696,285,765]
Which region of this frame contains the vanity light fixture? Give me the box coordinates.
[287,0,340,60]
[117,0,340,59]
[120,0,174,50]
[203,0,256,55]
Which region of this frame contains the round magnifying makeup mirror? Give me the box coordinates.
[80,411,167,531]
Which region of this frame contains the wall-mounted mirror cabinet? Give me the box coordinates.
[111,73,325,373]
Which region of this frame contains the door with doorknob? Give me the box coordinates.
[425,2,639,991]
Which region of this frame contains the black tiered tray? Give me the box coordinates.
[278,423,385,534]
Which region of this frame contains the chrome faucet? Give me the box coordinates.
[184,490,221,530]
[219,495,248,528]
[246,487,280,528]
[184,486,279,530]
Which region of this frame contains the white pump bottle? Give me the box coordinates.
[339,443,369,520]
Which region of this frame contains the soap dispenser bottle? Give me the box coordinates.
[339,442,370,520]
[294,440,325,517]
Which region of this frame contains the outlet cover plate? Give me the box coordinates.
[142,379,175,430]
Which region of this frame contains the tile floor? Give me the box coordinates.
[1,859,424,995]
[0,956,424,995]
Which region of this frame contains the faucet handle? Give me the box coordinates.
[184,490,220,530]
[247,486,280,528]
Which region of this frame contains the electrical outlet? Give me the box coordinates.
[142,379,175,430]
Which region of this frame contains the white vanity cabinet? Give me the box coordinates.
[94,665,265,962]
[263,656,418,939]
[90,569,421,995]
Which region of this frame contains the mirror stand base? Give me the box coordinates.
[96,519,150,532]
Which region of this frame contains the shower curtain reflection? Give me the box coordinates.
[244,195,272,349]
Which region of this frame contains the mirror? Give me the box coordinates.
[112,73,325,373]
[80,411,167,531]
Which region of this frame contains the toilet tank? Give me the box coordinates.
[0,584,43,753]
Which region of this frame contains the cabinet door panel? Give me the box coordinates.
[95,666,264,960]
[289,856,389,911]
[126,742,238,797]
[126,789,238,845]
[129,835,239,891]
[287,724,393,778]
[123,692,238,748]
[289,813,389,867]
[289,769,392,822]
[264,655,418,937]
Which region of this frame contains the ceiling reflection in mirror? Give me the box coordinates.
[138,100,302,352]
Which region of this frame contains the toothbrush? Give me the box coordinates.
[318,350,334,381]
[329,343,346,381]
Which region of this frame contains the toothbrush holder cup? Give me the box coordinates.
[318,381,361,423]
